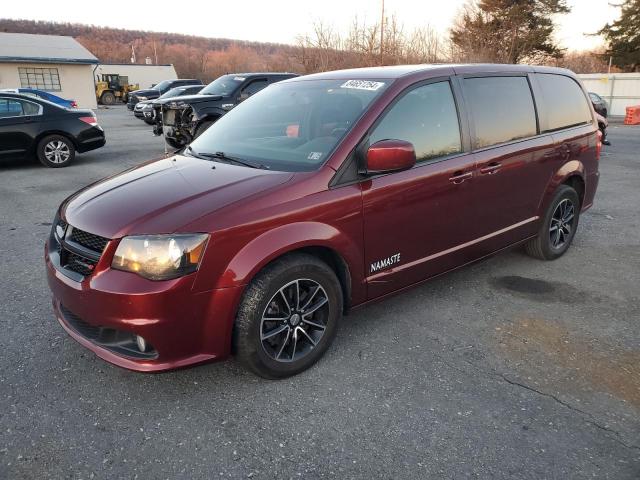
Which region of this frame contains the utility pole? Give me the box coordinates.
[380,0,385,65]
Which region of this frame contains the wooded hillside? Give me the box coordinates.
[0,19,302,81]
[0,17,614,77]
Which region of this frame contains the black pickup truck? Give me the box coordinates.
[155,73,298,148]
[127,79,203,110]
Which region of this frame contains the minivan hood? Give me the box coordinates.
[62,155,293,238]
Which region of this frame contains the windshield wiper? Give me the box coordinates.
[186,147,266,169]
[184,145,214,161]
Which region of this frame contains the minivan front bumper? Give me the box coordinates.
[45,241,243,372]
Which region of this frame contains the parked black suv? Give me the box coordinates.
[134,85,203,124]
[127,79,203,110]
[156,73,298,148]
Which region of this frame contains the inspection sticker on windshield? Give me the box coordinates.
[340,80,385,91]
[308,152,323,161]
[233,76,246,81]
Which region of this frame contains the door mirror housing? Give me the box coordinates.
[365,139,416,174]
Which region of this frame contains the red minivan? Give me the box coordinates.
[45,64,600,378]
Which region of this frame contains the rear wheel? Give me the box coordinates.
[234,254,343,378]
[100,92,116,105]
[525,185,580,260]
[37,134,75,168]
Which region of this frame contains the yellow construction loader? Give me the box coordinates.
[95,74,139,105]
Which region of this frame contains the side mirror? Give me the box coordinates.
[239,92,250,102]
[365,139,416,174]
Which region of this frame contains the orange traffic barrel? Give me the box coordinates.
[624,105,640,125]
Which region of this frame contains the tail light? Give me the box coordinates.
[70,101,78,108]
[596,129,602,161]
[79,116,98,127]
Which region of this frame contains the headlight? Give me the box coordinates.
[112,234,209,280]
[137,96,148,101]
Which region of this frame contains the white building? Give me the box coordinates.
[0,32,99,109]
[94,64,178,90]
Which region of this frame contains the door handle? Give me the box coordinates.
[449,171,473,184]
[479,162,502,175]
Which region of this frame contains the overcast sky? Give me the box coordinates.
[0,0,621,51]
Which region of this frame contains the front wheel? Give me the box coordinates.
[100,92,116,105]
[165,136,186,150]
[234,254,343,378]
[525,185,580,260]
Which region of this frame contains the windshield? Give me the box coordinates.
[199,75,245,96]
[159,87,187,99]
[189,79,390,172]
[153,80,172,92]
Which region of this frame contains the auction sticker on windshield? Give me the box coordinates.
[341,80,385,91]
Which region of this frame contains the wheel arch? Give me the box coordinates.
[196,112,222,127]
[191,105,224,123]
[537,160,586,217]
[562,174,585,207]
[214,222,360,312]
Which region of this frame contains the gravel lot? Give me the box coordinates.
[1,106,639,479]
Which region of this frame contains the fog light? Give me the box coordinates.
[136,335,147,353]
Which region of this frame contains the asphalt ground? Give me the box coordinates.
[1,106,639,479]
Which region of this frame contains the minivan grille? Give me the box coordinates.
[64,250,97,276]
[50,217,110,280]
[69,228,109,253]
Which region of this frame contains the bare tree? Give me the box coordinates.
[406,25,441,63]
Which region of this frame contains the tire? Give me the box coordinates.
[234,253,343,379]
[165,136,186,150]
[525,185,580,260]
[100,92,116,105]
[37,134,76,168]
[144,118,155,125]
[194,120,214,139]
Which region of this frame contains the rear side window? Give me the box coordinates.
[0,98,24,118]
[242,80,268,97]
[537,74,592,131]
[369,81,462,163]
[22,101,40,115]
[0,98,39,117]
[463,76,537,149]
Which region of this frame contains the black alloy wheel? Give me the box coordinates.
[234,253,342,378]
[525,184,580,260]
[260,278,330,363]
